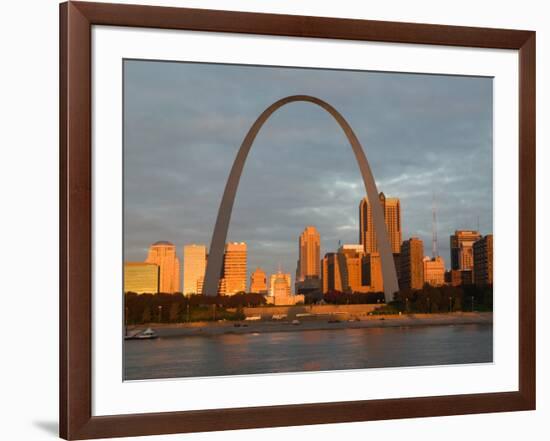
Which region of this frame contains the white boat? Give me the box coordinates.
[125,328,158,340]
[137,328,158,339]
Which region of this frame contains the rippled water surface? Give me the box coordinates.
[124,324,492,380]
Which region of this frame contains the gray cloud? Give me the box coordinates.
[124,60,493,278]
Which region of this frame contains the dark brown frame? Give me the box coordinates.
[60,1,536,439]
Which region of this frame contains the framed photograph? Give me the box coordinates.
[60,1,536,439]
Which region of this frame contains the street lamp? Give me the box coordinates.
[158,305,162,323]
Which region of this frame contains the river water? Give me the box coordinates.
[124,324,492,380]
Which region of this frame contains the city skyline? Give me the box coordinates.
[124,220,492,295]
[124,60,493,278]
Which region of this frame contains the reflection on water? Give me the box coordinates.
[124,324,492,380]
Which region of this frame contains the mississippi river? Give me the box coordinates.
[124,323,492,380]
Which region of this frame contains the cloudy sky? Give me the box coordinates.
[124,59,493,278]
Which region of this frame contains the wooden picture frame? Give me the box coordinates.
[60,1,536,439]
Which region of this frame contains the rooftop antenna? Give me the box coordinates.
[432,193,438,259]
[477,215,480,233]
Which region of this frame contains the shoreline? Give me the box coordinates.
[127,312,493,338]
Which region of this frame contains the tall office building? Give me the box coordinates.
[145,241,180,294]
[271,271,292,297]
[265,270,304,305]
[269,271,291,296]
[296,226,321,281]
[269,270,292,296]
[124,262,159,294]
[337,244,370,293]
[196,276,204,295]
[423,256,446,286]
[322,252,342,293]
[400,237,425,290]
[221,242,247,295]
[359,192,402,254]
[473,234,493,286]
[450,230,482,270]
[364,252,383,292]
[250,267,267,294]
[322,246,382,294]
[183,244,207,295]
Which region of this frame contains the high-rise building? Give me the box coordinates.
[218,277,227,296]
[400,237,425,290]
[196,276,204,294]
[265,270,304,305]
[364,252,383,292]
[423,256,446,286]
[473,234,493,286]
[221,242,247,295]
[250,267,267,294]
[272,272,291,297]
[183,244,207,295]
[124,262,159,294]
[338,244,370,293]
[269,271,291,296]
[359,192,401,254]
[450,230,481,270]
[297,226,321,281]
[322,246,382,294]
[322,252,342,293]
[145,241,180,293]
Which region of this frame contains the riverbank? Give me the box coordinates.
[127,312,492,338]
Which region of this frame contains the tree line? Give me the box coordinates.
[125,284,492,324]
[124,292,266,324]
[388,284,493,314]
[305,284,492,313]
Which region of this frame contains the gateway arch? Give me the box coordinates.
[202,95,399,302]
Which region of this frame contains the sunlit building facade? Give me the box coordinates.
[337,244,370,293]
[473,234,493,286]
[322,252,342,293]
[266,270,304,305]
[221,242,247,295]
[183,244,207,295]
[364,252,383,292]
[400,237,425,290]
[450,230,482,271]
[423,256,446,286]
[269,271,291,296]
[359,192,402,255]
[124,262,159,294]
[250,267,268,294]
[145,241,180,294]
[297,226,321,281]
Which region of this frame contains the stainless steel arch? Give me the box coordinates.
[202,95,399,302]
